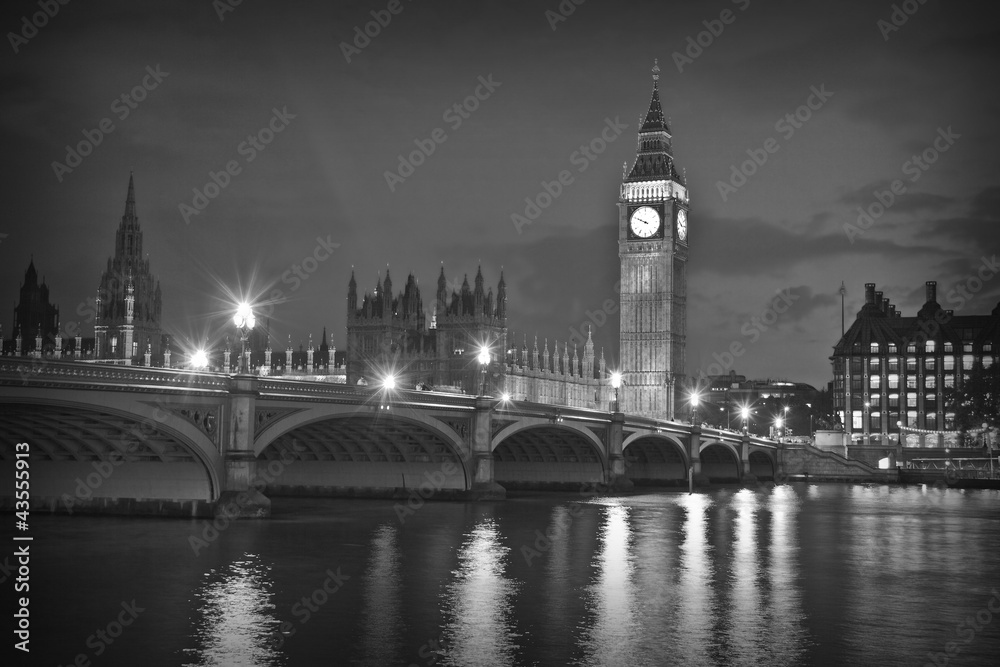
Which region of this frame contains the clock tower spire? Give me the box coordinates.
[617,60,689,421]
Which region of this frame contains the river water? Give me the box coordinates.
[14,483,1000,666]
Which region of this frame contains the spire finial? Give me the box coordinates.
[652,58,660,82]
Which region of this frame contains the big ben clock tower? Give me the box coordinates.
[618,60,688,421]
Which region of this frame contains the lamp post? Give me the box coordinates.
[741,406,750,435]
[233,303,255,374]
[690,392,701,425]
[775,416,784,442]
[477,346,491,397]
[610,371,622,412]
[985,422,994,477]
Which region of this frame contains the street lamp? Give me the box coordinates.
[775,416,784,441]
[233,302,255,374]
[191,349,209,370]
[477,346,491,396]
[740,405,750,434]
[610,371,622,412]
[690,391,701,425]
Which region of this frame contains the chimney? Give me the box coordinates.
[875,291,884,311]
[888,304,896,318]
[926,281,937,303]
[882,297,890,315]
[865,283,876,305]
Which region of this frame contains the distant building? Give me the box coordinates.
[6,259,60,356]
[831,281,999,445]
[93,173,164,365]
[697,370,819,433]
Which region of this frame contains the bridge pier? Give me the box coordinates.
[218,375,271,518]
[606,411,634,491]
[741,435,757,484]
[471,397,506,500]
[688,425,709,485]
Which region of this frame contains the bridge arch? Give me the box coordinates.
[699,440,742,482]
[622,432,690,485]
[0,397,223,507]
[491,418,607,489]
[748,449,776,480]
[254,404,472,493]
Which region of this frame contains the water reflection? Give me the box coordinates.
[764,485,807,665]
[675,493,716,666]
[440,519,519,667]
[360,524,402,665]
[579,502,640,666]
[183,553,283,667]
[726,489,765,663]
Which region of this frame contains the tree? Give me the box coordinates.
[944,363,1000,443]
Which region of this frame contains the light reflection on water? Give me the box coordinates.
[28,486,1000,666]
[439,519,520,667]
[182,554,283,667]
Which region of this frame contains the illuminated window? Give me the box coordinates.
[943,342,953,353]
[906,410,917,425]
[870,375,881,389]
[906,375,917,389]
[944,375,954,388]
[870,342,880,354]
[943,356,955,371]
[888,393,900,408]
[962,355,975,370]
[907,393,917,407]
[907,357,917,372]
[925,340,936,353]
[888,357,900,372]
[985,357,995,369]
[964,342,973,352]
[925,358,936,371]
[852,411,863,430]
[926,412,937,429]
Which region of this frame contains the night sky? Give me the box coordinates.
[2,0,997,388]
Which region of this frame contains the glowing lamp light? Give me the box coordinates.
[775,417,784,429]
[610,371,622,389]
[477,346,491,365]
[741,407,750,420]
[501,392,511,402]
[382,374,397,390]
[191,349,209,369]
[690,392,701,407]
[233,302,255,329]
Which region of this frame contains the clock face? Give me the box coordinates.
[629,206,661,238]
[677,208,688,241]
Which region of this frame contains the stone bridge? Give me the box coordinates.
[0,360,784,517]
